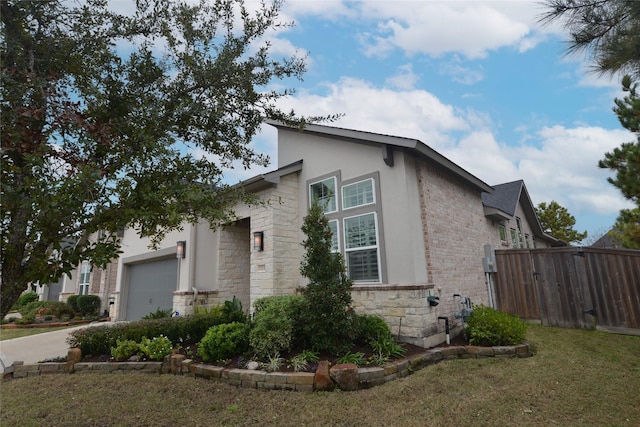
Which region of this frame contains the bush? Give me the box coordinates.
[111,339,142,361]
[466,305,527,346]
[355,314,392,344]
[198,322,250,362]
[140,336,173,361]
[15,292,39,309]
[68,312,225,356]
[77,295,101,316]
[19,301,54,317]
[66,295,80,313]
[142,308,174,320]
[47,302,76,319]
[249,295,303,359]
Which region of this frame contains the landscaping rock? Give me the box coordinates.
[65,348,82,373]
[246,361,260,370]
[329,363,359,391]
[128,355,141,362]
[170,353,186,374]
[313,360,335,391]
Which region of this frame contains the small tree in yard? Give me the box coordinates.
[299,200,354,355]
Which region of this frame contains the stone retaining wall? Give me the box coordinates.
[4,342,533,391]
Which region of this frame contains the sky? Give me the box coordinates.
[211,0,636,241]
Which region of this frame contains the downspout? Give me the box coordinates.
[190,222,198,303]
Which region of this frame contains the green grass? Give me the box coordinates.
[0,326,77,341]
[1,325,639,426]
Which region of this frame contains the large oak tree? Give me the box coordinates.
[0,0,332,318]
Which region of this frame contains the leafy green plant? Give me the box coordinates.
[140,335,173,361]
[47,302,75,319]
[194,305,223,316]
[466,305,527,346]
[14,292,38,310]
[76,295,101,316]
[262,353,284,372]
[370,335,406,360]
[336,351,366,366]
[222,296,246,323]
[299,200,355,355]
[355,314,393,344]
[111,339,142,361]
[142,308,174,320]
[287,350,319,372]
[66,295,80,313]
[249,295,303,359]
[197,322,250,362]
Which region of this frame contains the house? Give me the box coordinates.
[103,122,563,347]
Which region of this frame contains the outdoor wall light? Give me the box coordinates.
[176,240,186,259]
[253,231,264,252]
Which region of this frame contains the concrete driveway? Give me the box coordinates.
[0,323,113,374]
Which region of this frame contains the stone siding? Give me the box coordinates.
[216,219,251,310]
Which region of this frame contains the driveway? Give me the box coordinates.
[0,323,113,374]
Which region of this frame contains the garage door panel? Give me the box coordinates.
[126,258,177,320]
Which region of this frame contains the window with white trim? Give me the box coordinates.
[79,261,91,295]
[328,220,340,253]
[498,224,508,245]
[510,228,518,248]
[309,177,337,213]
[344,213,380,282]
[342,178,375,210]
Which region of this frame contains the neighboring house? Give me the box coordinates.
[105,122,564,347]
[482,180,565,249]
[591,229,623,249]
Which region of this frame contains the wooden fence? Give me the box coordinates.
[493,247,640,333]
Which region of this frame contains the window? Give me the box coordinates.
[498,224,508,245]
[344,213,380,282]
[510,228,518,248]
[79,261,91,295]
[309,177,337,213]
[516,217,524,248]
[525,234,531,248]
[342,178,374,209]
[328,220,339,253]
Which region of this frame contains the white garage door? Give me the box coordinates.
[125,258,178,320]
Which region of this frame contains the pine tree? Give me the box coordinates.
[536,201,588,243]
[299,201,354,355]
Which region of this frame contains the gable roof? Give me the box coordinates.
[482,180,566,246]
[268,121,493,193]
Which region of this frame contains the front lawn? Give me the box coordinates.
[1,325,638,426]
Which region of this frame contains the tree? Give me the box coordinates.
[299,200,354,355]
[540,0,640,79]
[0,0,334,319]
[598,75,640,248]
[536,201,588,243]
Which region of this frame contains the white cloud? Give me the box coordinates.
[385,63,420,90]
[439,56,484,85]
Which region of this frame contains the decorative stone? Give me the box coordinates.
[170,353,186,374]
[128,355,141,362]
[313,360,335,391]
[246,361,260,370]
[329,363,359,391]
[65,348,82,373]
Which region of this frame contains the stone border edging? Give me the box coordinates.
[3,342,533,392]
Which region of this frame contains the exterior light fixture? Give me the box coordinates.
[176,241,186,259]
[253,231,264,251]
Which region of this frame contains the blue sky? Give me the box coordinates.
[211,0,635,241]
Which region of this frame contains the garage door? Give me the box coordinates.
[125,258,178,320]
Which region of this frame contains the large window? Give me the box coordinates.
[308,173,382,283]
[344,213,380,282]
[79,261,91,295]
[309,177,337,213]
[498,224,507,245]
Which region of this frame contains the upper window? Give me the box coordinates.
[510,228,518,248]
[309,177,337,213]
[79,261,91,295]
[328,220,340,253]
[342,178,375,210]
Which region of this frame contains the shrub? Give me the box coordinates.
[299,200,355,354]
[466,305,527,346]
[66,295,80,313]
[222,296,247,323]
[355,314,392,344]
[197,322,250,362]
[249,295,303,359]
[111,339,142,361]
[47,302,75,319]
[142,308,174,320]
[140,336,173,361]
[18,301,50,317]
[336,351,366,366]
[369,335,406,360]
[15,292,39,309]
[77,295,101,316]
[68,312,225,356]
